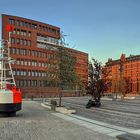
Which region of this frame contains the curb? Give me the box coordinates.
[41,102,76,114]
[41,102,51,109]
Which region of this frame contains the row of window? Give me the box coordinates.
[37,34,59,45]
[12,29,31,37]
[9,18,59,35]
[37,42,58,51]
[111,63,140,70]
[11,70,57,78]
[14,59,57,68]
[16,80,58,87]
[10,48,48,58]
[11,38,31,46]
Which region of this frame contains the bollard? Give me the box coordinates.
[50,100,57,111]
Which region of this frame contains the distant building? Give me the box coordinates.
[2,14,88,97]
[105,54,140,94]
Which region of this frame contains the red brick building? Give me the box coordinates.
[2,14,88,97]
[105,54,140,94]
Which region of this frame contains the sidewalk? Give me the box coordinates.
[0,101,115,140]
[41,101,140,140]
[40,103,116,140]
[39,103,116,140]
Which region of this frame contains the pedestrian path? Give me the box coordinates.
[52,113,136,137]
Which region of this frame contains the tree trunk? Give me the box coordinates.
[59,91,62,107]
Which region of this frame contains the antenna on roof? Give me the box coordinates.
[60,31,69,47]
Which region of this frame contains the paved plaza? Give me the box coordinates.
[0,101,115,140]
[59,96,140,129]
[0,97,140,140]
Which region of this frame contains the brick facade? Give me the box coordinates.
[2,14,88,98]
[105,54,140,94]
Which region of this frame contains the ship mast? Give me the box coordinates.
[0,25,16,91]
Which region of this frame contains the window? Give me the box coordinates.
[11,38,15,44]
[16,70,20,76]
[16,48,20,55]
[35,71,38,77]
[34,61,37,67]
[32,61,35,66]
[17,30,20,35]
[45,27,48,31]
[45,63,48,68]
[37,42,46,49]
[21,30,24,35]
[12,48,16,54]
[12,29,16,34]
[20,39,24,45]
[23,49,26,55]
[24,40,27,46]
[24,71,26,76]
[24,22,28,27]
[20,80,24,86]
[31,24,37,29]
[37,52,40,57]
[28,80,31,87]
[32,51,35,56]
[16,80,20,86]
[24,80,27,86]
[27,40,31,46]
[20,21,24,26]
[16,38,20,44]
[38,80,43,87]
[48,63,50,68]
[39,25,42,30]
[16,20,20,26]
[42,53,46,58]
[9,19,15,25]
[21,70,24,76]
[25,61,27,66]
[31,80,34,87]
[38,71,41,76]
[28,23,31,28]
[20,60,24,65]
[28,32,31,37]
[38,62,41,67]
[16,60,20,65]
[28,60,31,66]
[35,80,37,87]
[28,70,31,76]
[23,31,26,36]
[32,71,35,76]
[52,29,56,34]
[28,50,31,56]
[42,62,45,67]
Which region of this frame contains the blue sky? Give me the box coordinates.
[0,0,140,64]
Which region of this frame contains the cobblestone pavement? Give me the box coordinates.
[46,96,140,129]
[0,101,115,140]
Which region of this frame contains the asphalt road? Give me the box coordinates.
[54,96,140,129]
[0,101,115,140]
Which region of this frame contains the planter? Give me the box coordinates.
[56,106,76,114]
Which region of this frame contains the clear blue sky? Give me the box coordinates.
[0,0,140,64]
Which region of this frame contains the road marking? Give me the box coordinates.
[52,113,136,137]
